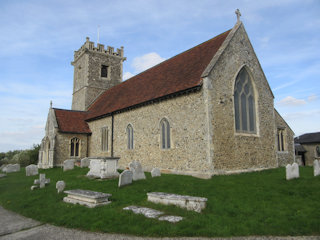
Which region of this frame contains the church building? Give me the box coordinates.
[38,15,294,178]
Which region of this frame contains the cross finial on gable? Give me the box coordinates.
[50,100,52,109]
[235,9,241,23]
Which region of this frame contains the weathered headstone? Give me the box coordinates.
[63,189,112,208]
[0,164,7,172]
[286,163,299,180]
[26,164,38,176]
[0,174,6,178]
[3,164,20,173]
[86,157,119,179]
[129,160,146,181]
[118,170,133,187]
[56,181,66,193]
[80,157,91,168]
[151,167,161,177]
[314,160,320,177]
[39,174,46,188]
[63,159,75,171]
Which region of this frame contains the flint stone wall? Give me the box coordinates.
[300,143,320,166]
[275,111,295,166]
[55,133,88,166]
[206,23,288,172]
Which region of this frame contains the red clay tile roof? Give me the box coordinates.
[86,29,231,121]
[54,108,91,134]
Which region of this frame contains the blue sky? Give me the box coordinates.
[0,0,319,152]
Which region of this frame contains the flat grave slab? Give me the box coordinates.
[63,189,112,208]
[123,205,183,223]
[147,192,207,213]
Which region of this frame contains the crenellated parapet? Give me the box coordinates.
[73,37,126,62]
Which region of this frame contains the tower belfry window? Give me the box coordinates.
[101,65,109,78]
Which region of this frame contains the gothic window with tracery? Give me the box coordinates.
[70,137,80,157]
[160,118,171,149]
[234,67,256,133]
[127,124,134,150]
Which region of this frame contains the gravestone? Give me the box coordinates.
[3,164,20,173]
[63,189,112,208]
[0,164,7,172]
[56,181,66,193]
[31,174,50,190]
[314,160,320,177]
[86,157,119,179]
[129,160,146,181]
[80,157,90,168]
[118,170,133,187]
[63,159,75,171]
[286,163,299,180]
[0,174,6,178]
[151,167,161,177]
[147,192,208,213]
[39,174,46,188]
[26,164,38,176]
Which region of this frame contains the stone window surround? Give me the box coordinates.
[160,118,171,150]
[70,137,81,157]
[100,64,111,80]
[101,126,109,152]
[233,65,260,137]
[126,124,134,150]
[277,128,287,152]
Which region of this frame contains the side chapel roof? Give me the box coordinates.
[54,108,91,134]
[295,132,320,144]
[86,29,232,121]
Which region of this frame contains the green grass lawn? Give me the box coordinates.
[0,166,319,237]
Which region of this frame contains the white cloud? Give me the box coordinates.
[123,72,134,81]
[278,96,307,106]
[132,52,166,73]
[308,94,318,102]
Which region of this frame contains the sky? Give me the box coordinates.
[0,0,319,152]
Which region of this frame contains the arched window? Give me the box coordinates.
[101,127,108,151]
[234,68,256,133]
[127,124,134,150]
[70,137,80,157]
[160,118,170,149]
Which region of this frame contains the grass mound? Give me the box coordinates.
[0,167,319,237]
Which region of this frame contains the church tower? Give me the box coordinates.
[71,37,126,111]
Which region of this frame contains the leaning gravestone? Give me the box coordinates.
[286,163,299,180]
[56,181,66,193]
[26,164,38,176]
[151,167,161,177]
[118,170,133,187]
[314,160,320,177]
[129,160,146,181]
[4,164,20,173]
[80,157,90,168]
[63,159,75,171]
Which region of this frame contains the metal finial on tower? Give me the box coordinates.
[235,9,241,23]
[50,100,52,109]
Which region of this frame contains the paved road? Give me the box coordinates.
[0,206,319,240]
